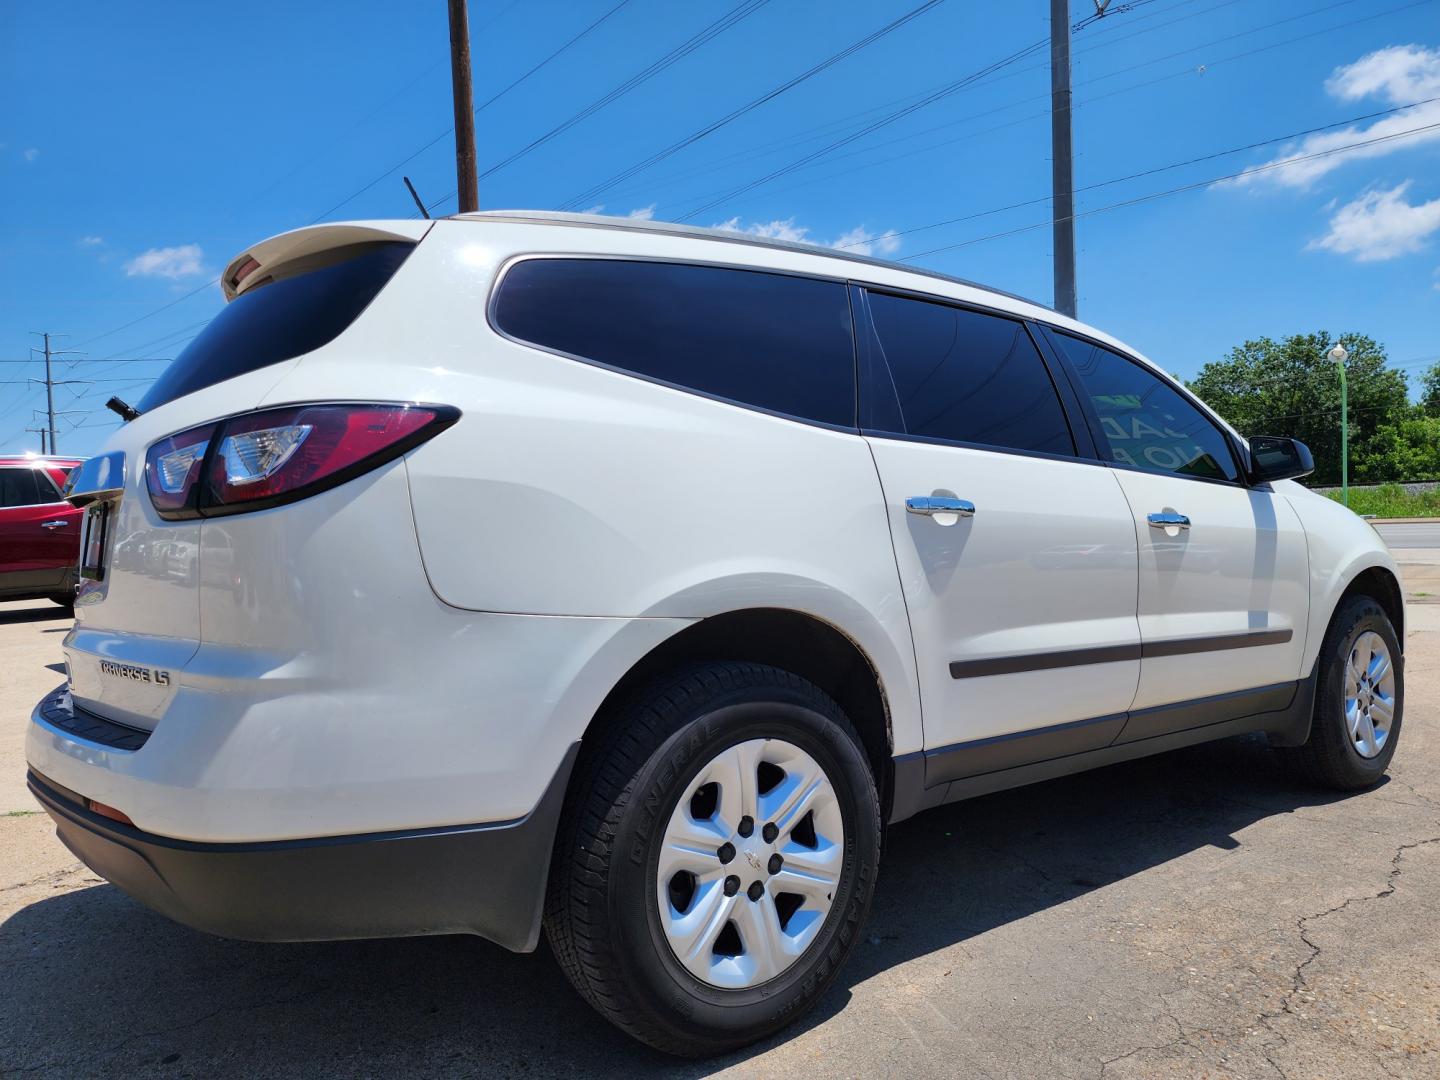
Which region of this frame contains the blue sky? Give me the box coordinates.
[2,0,1439,456]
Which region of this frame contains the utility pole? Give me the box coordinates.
[26,332,86,455]
[25,427,48,455]
[28,332,83,454]
[41,332,57,452]
[1049,0,1077,318]
[447,0,480,213]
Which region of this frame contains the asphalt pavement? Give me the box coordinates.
[1376,522,1440,549]
[2,597,1438,1078]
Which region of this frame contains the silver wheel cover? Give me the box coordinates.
[655,738,845,989]
[1344,630,1396,759]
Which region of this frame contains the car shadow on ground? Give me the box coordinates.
[0,735,1359,1076]
[0,605,71,626]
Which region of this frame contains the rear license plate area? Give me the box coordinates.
[79,502,112,582]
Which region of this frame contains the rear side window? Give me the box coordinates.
[137,241,414,413]
[862,291,1075,455]
[1051,332,1240,483]
[0,467,45,508]
[492,258,856,427]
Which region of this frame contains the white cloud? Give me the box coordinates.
[832,225,901,257]
[710,216,900,255]
[124,244,206,279]
[78,235,104,247]
[1309,182,1440,261]
[580,204,606,215]
[1230,44,1440,189]
[713,216,811,243]
[627,204,656,220]
[22,147,38,163]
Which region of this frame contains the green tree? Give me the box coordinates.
[1354,415,1440,483]
[1421,359,1440,417]
[1187,332,1410,486]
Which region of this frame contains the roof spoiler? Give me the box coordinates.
[221,220,433,301]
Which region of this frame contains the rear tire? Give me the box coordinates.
[544,662,881,1057]
[1279,595,1402,790]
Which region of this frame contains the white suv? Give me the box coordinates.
[28,212,1404,1055]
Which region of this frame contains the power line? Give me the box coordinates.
[901,119,1440,261]
[309,0,635,225]
[426,0,775,213]
[831,95,1440,250]
[558,0,947,212]
[47,0,644,362]
[605,0,1231,208]
[651,0,1409,219]
[650,0,1428,220]
[675,34,1053,222]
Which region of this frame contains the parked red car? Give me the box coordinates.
[0,454,84,606]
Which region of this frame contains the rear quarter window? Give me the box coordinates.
[137,241,414,412]
[491,258,857,428]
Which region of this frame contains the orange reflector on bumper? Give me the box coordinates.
[87,799,134,826]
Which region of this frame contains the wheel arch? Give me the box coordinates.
[580,607,901,820]
[1337,564,1405,646]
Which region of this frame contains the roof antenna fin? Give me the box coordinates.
[403,177,431,220]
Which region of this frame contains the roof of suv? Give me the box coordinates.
[451,210,1052,313]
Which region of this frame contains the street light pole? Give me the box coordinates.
[1329,342,1350,507]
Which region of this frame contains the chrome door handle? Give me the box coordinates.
[906,497,975,518]
[40,520,71,529]
[1147,512,1190,530]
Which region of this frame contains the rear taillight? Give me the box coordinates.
[145,402,457,520]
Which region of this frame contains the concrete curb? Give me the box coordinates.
[1366,517,1440,524]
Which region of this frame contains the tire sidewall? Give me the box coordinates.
[1318,599,1403,781]
[608,690,880,1044]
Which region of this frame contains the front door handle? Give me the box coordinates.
[906,496,975,518]
[1147,511,1190,530]
[40,520,71,529]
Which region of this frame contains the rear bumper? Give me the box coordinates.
[26,745,577,952]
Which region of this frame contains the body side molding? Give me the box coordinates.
[948,628,1294,679]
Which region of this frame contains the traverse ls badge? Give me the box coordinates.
[98,660,171,687]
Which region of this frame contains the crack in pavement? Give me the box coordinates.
[1255,834,1440,1080]
[1092,834,1440,1080]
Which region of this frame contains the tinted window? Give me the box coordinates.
[1052,332,1239,483]
[864,291,1074,455]
[138,241,414,413]
[0,468,44,508]
[493,259,855,427]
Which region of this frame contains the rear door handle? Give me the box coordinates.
[40,520,71,529]
[1147,512,1190,530]
[906,497,975,518]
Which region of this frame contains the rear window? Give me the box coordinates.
[491,258,856,427]
[137,241,413,412]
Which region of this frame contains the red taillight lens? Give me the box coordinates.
[146,402,457,520]
[145,422,216,516]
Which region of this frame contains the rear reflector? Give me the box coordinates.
[87,799,134,826]
[146,402,458,519]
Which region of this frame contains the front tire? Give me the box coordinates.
[1280,594,1403,789]
[544,662,881,1057]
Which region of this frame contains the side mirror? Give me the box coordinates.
[1247,436,1314,484]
